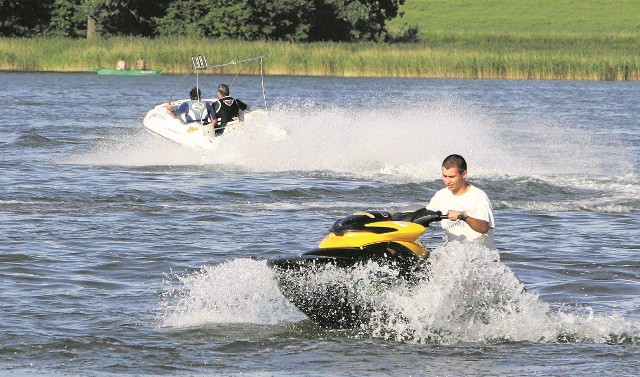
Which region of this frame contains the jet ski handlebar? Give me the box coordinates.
[327,208,445,236]
[392,207,445,227]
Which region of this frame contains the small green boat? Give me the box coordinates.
[92,67,162,76]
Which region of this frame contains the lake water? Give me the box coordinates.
[1,72,639,376]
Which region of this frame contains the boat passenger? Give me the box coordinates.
[136,57,145,70]
[116,58,126,70]
[212,83,248,136]
[425,154,495,249]
[166,87,215,124]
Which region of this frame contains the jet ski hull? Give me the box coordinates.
[268,243,428,329]
[267,209,444,329]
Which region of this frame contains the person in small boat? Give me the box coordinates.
[165,87,214,124]
[426,154,495,249]
[136,57,145,70]
[116,58,126,70]
[212,83,248,136]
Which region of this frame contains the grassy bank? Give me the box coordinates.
[2,0,639,80]
[1,36,639,80]
[389,0,640,37]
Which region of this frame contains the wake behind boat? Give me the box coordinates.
[143,55,268,149]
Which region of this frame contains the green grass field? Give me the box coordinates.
[1,1,639,80]
[388,0,640,36]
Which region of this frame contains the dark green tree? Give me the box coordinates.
[152,0,211,38]
[49,0,170,38]
[49,0,84,37]
[97,0,171,37]
[308,0,406,42]
[155,0,403,42]
[0,0,55,36]
[155,0,312,41]
[42,0,404,41]
[205,0,312,41]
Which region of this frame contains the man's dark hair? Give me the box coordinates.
[218,83,230,96]
[442,154,467,174]
[189,87,201,100]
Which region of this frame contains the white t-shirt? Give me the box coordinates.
[426,185,495,249]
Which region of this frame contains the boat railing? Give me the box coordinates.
[169,55,268,113]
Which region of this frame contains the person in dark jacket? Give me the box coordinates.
[212,83,248,136]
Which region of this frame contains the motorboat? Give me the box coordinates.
[142,102,267,149]
[267,206,445,329]
[142,55,268,149]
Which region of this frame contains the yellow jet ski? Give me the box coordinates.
[267,207,445,329]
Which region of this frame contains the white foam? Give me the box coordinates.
[64,100,635,181]
[158,244,640,345]
[366,242,639,344]
[160,258,305,328]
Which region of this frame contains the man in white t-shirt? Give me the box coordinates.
[426,154,495,249]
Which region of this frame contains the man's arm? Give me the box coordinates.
[446,210,490,234]
[205,102,217,125]
[165,103,176,118]
[174,102,189,116]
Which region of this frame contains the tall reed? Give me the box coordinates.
[0,36,638,80]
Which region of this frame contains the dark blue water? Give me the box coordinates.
[1,72,639,376]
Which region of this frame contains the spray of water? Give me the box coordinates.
[159,245,639,345]
[65,99,634,180]
[160,258,305,328]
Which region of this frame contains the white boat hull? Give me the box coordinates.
[142,100,265,149]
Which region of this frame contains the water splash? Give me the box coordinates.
[159,244,640,345]
[65,99,634,180]
[368,242,639,344]
[160,258,305,328]
[61,100,639,212]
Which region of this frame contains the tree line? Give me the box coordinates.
[0,0,418,42]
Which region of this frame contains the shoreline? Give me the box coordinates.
[2,68,637,82]
[1,36,638,81]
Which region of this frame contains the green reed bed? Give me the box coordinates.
[0,36,638,80]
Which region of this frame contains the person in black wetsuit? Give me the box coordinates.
[212,83,248,136]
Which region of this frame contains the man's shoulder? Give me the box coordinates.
[431,187,452,200]
[468,185,489,197]
[467,185,492,205]
[220,96,236,106]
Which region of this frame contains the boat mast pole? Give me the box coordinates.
[191,55,208,102]
[260,56,268,112]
